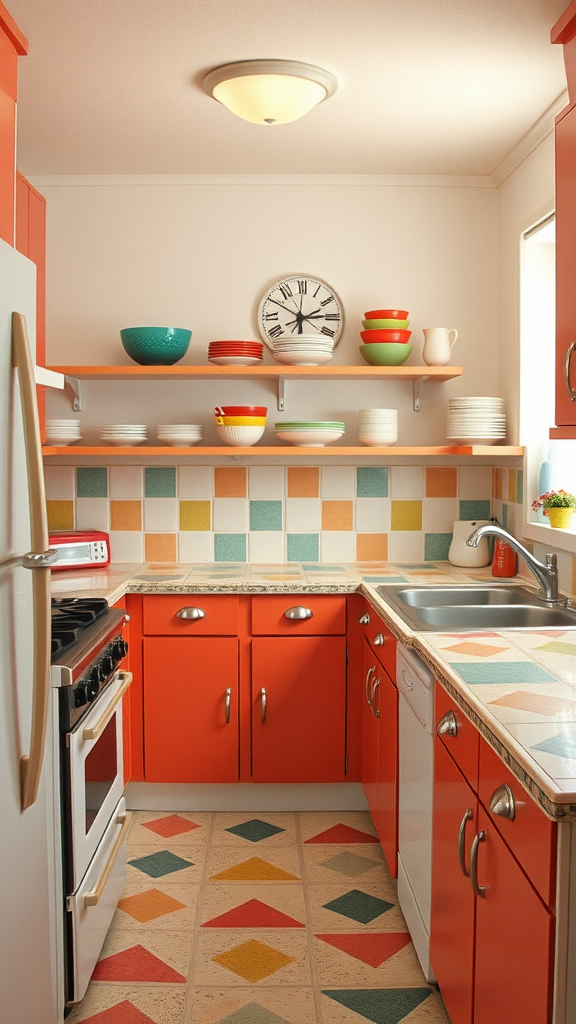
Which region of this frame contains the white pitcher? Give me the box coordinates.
[422,327,458,366]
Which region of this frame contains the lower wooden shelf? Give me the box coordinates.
[42,445,524,458]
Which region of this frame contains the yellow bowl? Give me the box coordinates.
[216,415,267,426]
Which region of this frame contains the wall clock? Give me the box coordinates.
[258,275,344,349]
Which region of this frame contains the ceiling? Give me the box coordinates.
[9,0,570,177]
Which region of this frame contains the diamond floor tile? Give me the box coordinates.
[225,819,285,842]
[316,932,412,967]
[319,851,384,878]
[216,1001,290,1024]
[212,940,296,983]
[117,889,187,923]
[202,898,304,929]
[322,889,395,924]
[141,815,202,839]
[305,824,380,845]
[129,851,193,878]
[92,944,186,983]
[322,987,433,1023]
[74,1002,156,1024]
[210,857,299,881]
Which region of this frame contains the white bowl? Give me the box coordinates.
[100,437,148,446]
[358,434,397,447]
[158,436,202,447]
[44,435,83,446]
[216,423,265,447]
[272,351,334,366]
[275,428,344,446]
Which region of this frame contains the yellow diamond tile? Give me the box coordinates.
[210,857,300,881]
[212,939,295,983]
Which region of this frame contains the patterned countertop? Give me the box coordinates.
[52,560,576,819]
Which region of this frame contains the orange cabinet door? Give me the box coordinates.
[435,684,480,792]
[0,9,27,245]
[555,102,576,426]
[430,737,477,1024]
[375,668,398,877]
[143,637,239,783]
[361,639,380,823]
[251,594,346,635]
[473,807,555,1024]
[251,636,346,782]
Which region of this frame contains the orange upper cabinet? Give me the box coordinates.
[0,2,28,245]
[16,173,47,435]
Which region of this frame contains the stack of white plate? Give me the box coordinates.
[358,409,398,446]
[275,421,345,447]
[99,424,148,446]
[45,419,82,445]
[446,397,506,444]
[272,334,334,367]
[157,424,203,447]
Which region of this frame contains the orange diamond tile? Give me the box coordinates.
[141,814,201,838]
[212,940,295,983]
[117,888,186,922]
[489,691,576,716]
[443,642,508,658]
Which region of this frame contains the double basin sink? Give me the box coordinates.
[376,584,576,632]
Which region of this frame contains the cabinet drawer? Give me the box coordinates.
[143,594,239,635]
[478,737,557,907]
[435,684,480,792]
[251,595,346,635]
[366,616,397,683]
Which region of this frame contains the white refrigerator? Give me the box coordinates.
[0,238,63,1023]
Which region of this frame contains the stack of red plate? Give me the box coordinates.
[208,340,263,366]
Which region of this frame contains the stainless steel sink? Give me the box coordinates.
[376,584,576,632]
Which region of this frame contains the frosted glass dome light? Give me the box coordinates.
[202,60,338,125]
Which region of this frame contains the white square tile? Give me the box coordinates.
[143,497,178,531]
[321,531,356,562]
[285,498,321,532]
[355,497,391,532]
[248,532,286,563]
[213,498,249,532]
[500,471,509,502]
[423,497,459,533]
[178,531,213,562]
[321,465,355,498]
[44,466,75,499]
[390,466,425,498]
[388,531,425,561]
[109,531,144,562]
[248,465,285,499]
[458,466,493,500]
[178,466,213,499]
[75,497,109,531]
[108,465,143,499]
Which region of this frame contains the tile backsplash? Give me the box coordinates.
[44,463,508,564]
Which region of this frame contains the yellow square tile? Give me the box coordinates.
[179,500,211,531]
[214,467,246,497]
[391,500,422,531]
[508,469,517,504]
[110,499,142,531]
[426,467,457,497]
[145,533,177,561]
[46,500,74,531]
[356,534,388,561]
[322,501,353,531]
[287,466,319,497]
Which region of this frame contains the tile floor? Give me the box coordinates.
[67,811,450,1024]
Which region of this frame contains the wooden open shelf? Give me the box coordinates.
[42,445,524,458]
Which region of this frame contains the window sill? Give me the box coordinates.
[522,519,576,556]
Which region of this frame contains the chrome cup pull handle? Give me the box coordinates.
[225,687,231,724]
[458,808,474,876]
[261,687,267,723]
[176,607,205,620]
[284,606,313,620]
[365,666,376,707]
[437,710,458,738]
[489,784,516,821]
[373,633,384,646]
[359,612,370,625]
[470,830,486,898]
[566,340,576,401]
[371,678,381,718]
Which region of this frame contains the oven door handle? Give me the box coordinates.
[84,811,132,908]
[82,672,133,742]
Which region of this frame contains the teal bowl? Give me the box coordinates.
[120,326,192,365]
[359,343,412,366]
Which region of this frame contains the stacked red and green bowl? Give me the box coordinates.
[359,308,412,365]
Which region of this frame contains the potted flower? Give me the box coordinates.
[532,489,576,528]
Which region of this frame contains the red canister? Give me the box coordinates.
[492,537,517,577]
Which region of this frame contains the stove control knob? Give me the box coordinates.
[112,639,129,661]
[100,655,114,678]
[73,683,87,708]
[86,668,100,700]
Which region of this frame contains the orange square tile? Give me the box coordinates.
[287,467,319,497]
[214,467,246,497]
[144,533,177,562]
[322,501,353,531]
[356,534,388,561]
[493,467,502,501]
[110,500,142,531]
[426,467,457,497]
[46,500,74,531]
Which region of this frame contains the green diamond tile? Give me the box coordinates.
[319,852,381,878]
[128,850,192,878]
[225,819,285,842]
[322,889,394,924]
[322,988,432,1024]
[217,1002,290,1024]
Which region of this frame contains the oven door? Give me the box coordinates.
[66,670,132,892]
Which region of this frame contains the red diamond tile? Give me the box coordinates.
[316,932,412,967]
[305,824,379,844]
[202,898,304,929]
[92,943,186,983]
[141,814,201,838]
[80,1001,156,1024]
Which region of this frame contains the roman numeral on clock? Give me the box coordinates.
[297,280,307,294]
[321,326,336,337]
[268,324,284,339]
[264,312,279,321]
[324,313,340,321]
[279,284,293,300]
[320,296,335,306]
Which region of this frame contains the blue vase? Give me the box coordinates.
[537,449,554,523]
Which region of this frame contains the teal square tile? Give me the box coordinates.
[502,502,509,530]
[424,533,452,560]
[76,467,108,498]
[516,471,523,506]
[356,467,389,498]
[145,467,176,497]
[451,662,557,685]
[249,500,283,532]
[214,534,246,562]
[287,534,319,562]
[532,731,576,760]
[460,499,491,521]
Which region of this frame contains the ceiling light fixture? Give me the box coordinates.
[202,59,338,125]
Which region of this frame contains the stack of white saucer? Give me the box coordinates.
[271,334,334,366]
[358,409,398,446]
[157,424,203,447]
[446,397,506,444]
[45,419,82,445]
[99,424,148,446]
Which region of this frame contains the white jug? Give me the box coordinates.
[448,520,491,567]
[422,327,458,366]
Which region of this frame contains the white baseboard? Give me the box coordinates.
[124,782,368,812]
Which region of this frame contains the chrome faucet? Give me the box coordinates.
[466,522,564,606]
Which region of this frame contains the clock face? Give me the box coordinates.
[258,276,344,349]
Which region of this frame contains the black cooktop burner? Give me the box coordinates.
[51,598,109,661]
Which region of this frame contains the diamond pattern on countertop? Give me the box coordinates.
[217,1004,290,1024]
[534,641,576,656]
[225,819,285,843]
[319,851,383,878]
[92,944,186,983]
[212,939,295,983]
[449,662,558,685]
[202,898,304,929]
[210,857,299,881]
[322,889,395,924]
[316,932,412,967]
[305,823,380,845]
[322,987,433,1023]
[140,815,201,838]
[117,889,187,922]
[532,731,576,760]
[489,691,576,717]
[128,851,193,878]
[76,1002,156,1024]
[443,641,508,658]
